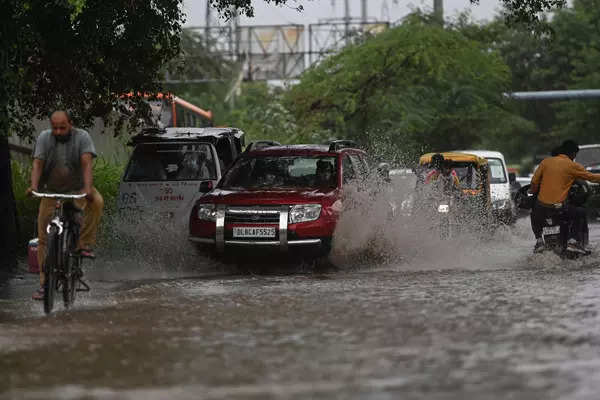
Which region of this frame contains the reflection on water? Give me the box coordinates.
[3,263,600,399]
[3,178,600,399]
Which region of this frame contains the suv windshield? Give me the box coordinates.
[124,143,217,182]
[486,158,507,184]
[576,146,600,167]
[220,155,338,189]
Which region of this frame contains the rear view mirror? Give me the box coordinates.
[199,181,213,193]
[509,172,516,184]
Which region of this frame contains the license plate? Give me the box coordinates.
[543,226,560,235]
[233,227,276,238]
[438,204,449,213]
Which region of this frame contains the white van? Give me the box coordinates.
[456,150,516,224]
[118,127,244,226]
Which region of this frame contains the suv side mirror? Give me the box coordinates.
[509,172,516,184]
[199,181,213,193]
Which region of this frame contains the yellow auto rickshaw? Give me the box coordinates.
[415,152,493,236]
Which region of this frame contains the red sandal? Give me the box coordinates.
[77,248,96,259]
[32,287,44,301]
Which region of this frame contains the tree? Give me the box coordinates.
[454,0,600,161]
[284,16,513,164]
[547,0,600,144]
[0,0,185,271]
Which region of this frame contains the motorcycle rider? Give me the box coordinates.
[529,140,600,253]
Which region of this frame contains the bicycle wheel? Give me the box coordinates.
[43,227,59,314]
[62,229,77,308]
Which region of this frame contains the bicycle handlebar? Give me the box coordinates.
[31,191,87,199]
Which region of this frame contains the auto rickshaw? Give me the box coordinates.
[415,152,493,238]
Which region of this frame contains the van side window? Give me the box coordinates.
[216,138,233,168]
[342,155,355,184]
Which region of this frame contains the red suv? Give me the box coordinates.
[188,141,370,257]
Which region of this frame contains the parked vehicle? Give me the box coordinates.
[456,150,516,224]
[118,127,245,225]
[576,144,600,172]
[188,141,370,260]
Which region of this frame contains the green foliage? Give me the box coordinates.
[2,0,185,139]
[454,0,600,167]
[11,161,39,253]
[549,0,600,144]
[167,29,237,82]
[219,83,298,144]
[93,158,125,212]
[285,17,512,163]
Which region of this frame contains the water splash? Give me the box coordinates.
[92,209,220,281]
[331,175,537,271]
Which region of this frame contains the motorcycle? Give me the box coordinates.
[515,181,591,258]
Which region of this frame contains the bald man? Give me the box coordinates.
[27,111,104,300]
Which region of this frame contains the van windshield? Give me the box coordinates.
[220,155,338,189]
[124,143,217,182]
[576,147,600,167]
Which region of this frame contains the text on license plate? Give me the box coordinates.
[543,225,560,235]
[233,227,276,238]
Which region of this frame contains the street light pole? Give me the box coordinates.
[434,0,443,24]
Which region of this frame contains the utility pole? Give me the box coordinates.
[205,1,211,49]
[344,0,350,45]
[361,0,367,23]
[433,0,443,25]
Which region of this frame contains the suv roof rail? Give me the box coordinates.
[245,140,282,152]
[328,140,358,152]
[140,127,166,135]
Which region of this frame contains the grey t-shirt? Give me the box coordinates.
[33,128,97,192]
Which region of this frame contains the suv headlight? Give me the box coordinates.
[289,204,322,224]
[196,204,216,221]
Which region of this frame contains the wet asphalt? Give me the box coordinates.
[2,220,600,400]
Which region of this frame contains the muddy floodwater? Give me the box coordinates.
[2,221,600,399]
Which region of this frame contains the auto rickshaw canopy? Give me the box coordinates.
[417,151,492,202]
[419,152,489,167]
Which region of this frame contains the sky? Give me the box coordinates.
[182,0,504,28]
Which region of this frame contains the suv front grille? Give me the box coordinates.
[225,207,282,224]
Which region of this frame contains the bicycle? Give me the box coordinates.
[32,191,91,314]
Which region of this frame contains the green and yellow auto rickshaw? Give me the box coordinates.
[415,152,493,237]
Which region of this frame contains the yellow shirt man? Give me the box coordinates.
[530,154,600,204]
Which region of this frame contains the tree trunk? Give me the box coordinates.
[0,136,18,273]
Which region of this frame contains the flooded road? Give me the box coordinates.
[2,221,600,399]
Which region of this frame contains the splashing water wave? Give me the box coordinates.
[329,176,594,271]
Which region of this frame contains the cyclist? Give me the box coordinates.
[26,110,104,300]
